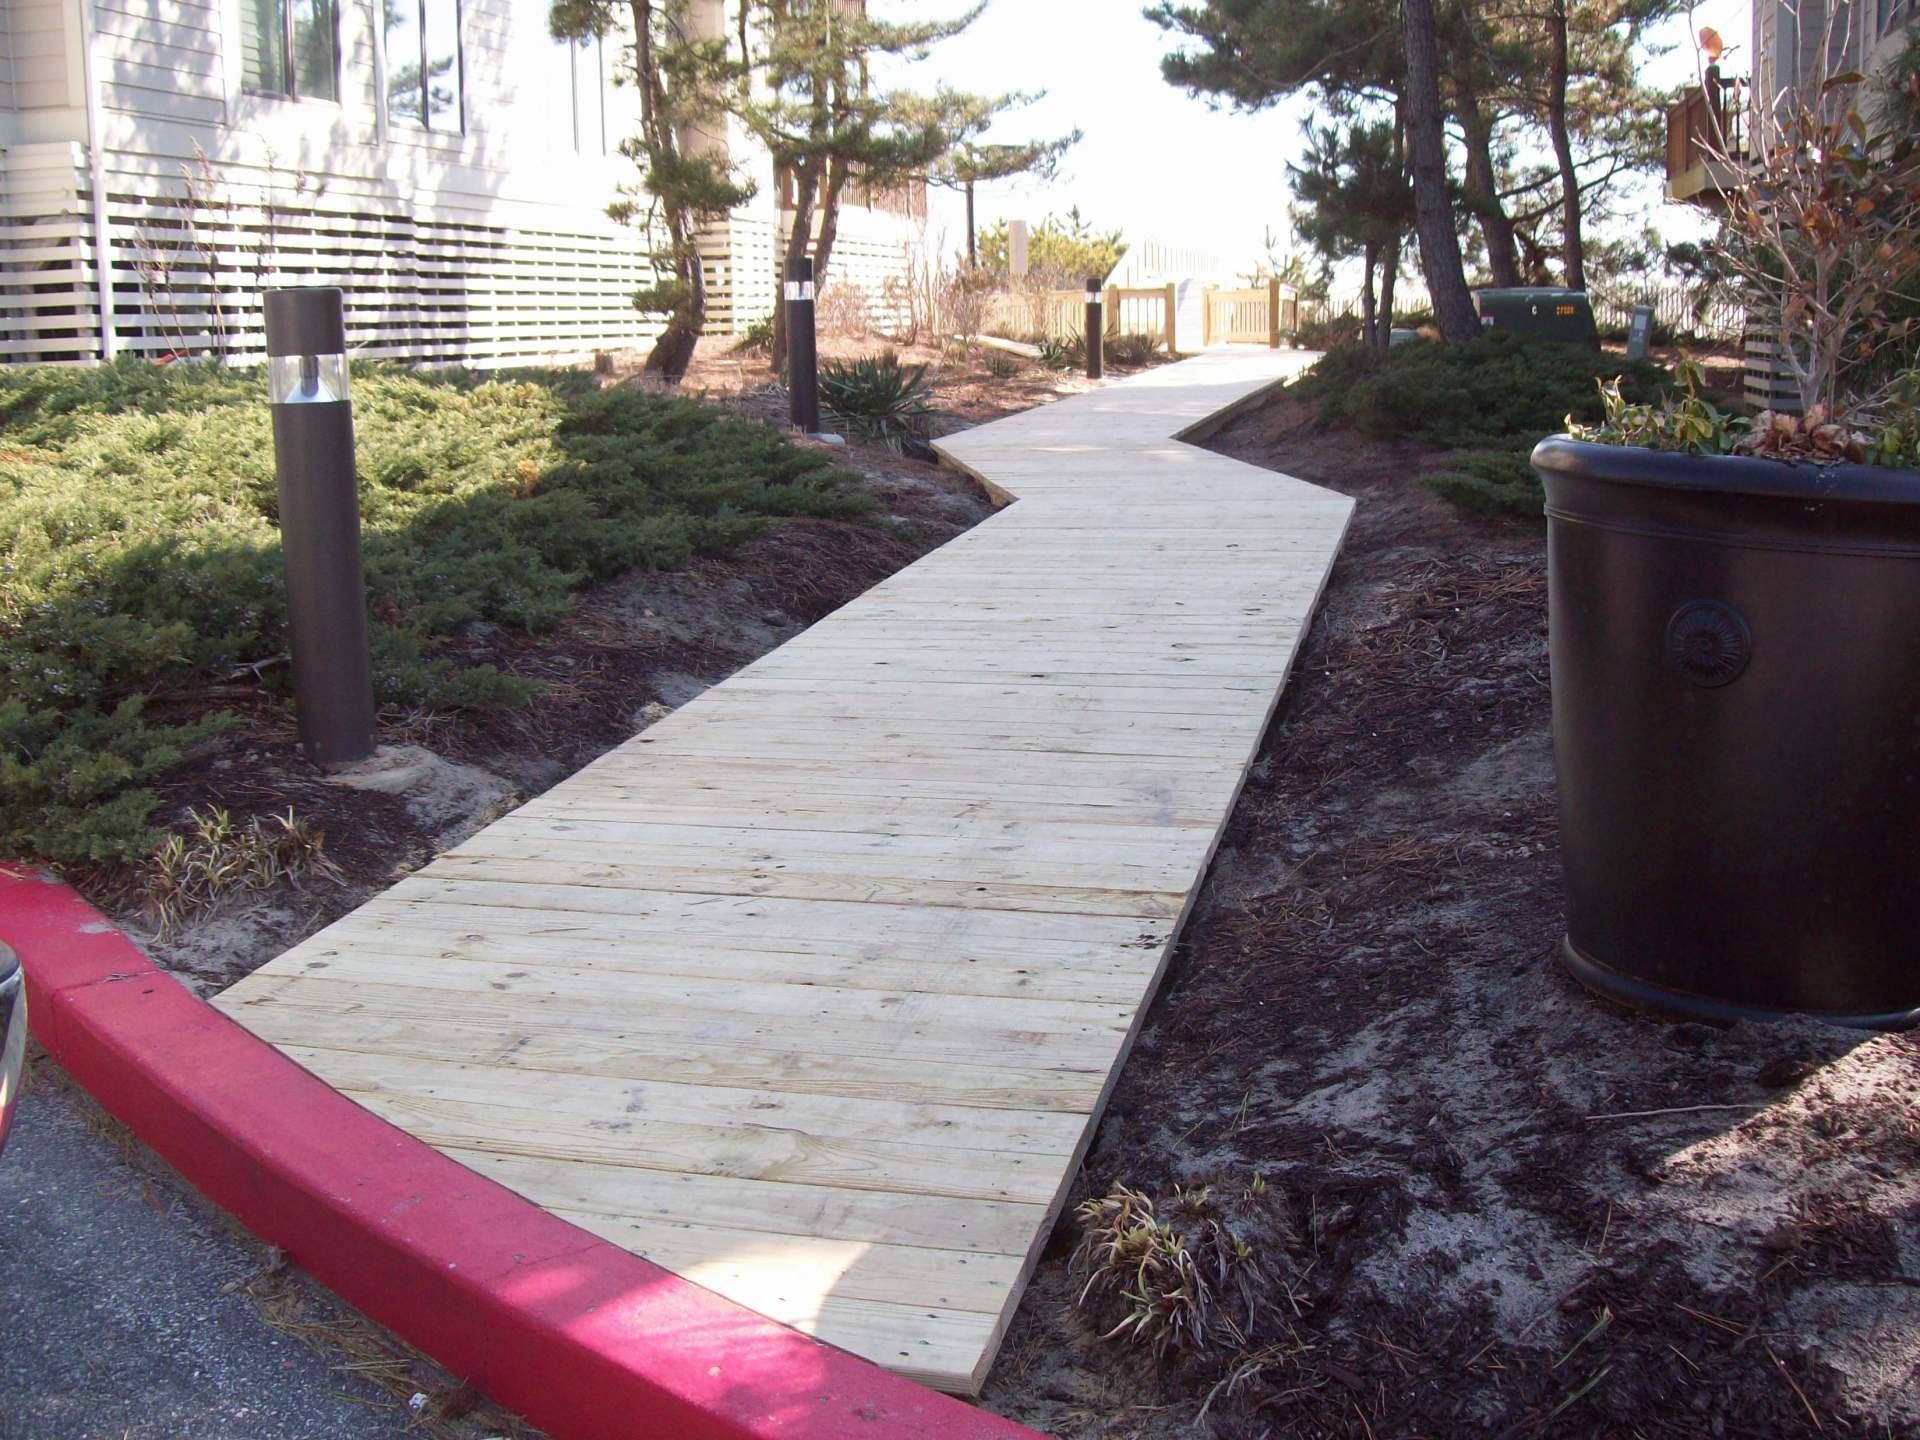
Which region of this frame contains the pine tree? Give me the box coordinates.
[1151,0,1478,334]
[932,133,1081,269]
[740,1,1056,362]
[975,209,1127,288]
[550,0,754,380]
[1155,0,1685,321]
[1289,121,1414,351]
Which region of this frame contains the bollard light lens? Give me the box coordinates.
[269,352,350,405]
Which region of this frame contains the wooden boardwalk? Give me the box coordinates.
[213,349,1351,1395]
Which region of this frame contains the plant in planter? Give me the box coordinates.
[1532,66,1920,1028]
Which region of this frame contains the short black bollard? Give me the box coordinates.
[1085,276,1103,380]
[786,256,820,434]
[265,287,376,770]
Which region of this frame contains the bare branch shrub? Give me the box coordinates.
[132,143,311,363]
[1708,16,1920,418]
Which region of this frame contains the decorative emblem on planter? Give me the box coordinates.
[1665,600,1751,687]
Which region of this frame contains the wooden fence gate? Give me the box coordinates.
[1202,280,1298,348]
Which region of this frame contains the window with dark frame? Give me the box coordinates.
[385,0,465,133]
[241,0,340,102]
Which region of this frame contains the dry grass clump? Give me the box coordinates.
[1070,1177,1303,1364]
[138,805,341,932]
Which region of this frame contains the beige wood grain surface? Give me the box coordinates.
[214,347,1350,1395]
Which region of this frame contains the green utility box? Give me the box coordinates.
[1473,287,1599,348]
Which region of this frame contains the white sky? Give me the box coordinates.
[887,0,1751,276]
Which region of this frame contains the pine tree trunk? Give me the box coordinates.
[1451,56,1522,288]
[1361,243,1379,350]
[1401,0,1479,342]
[1546,0,1585,290]
[1377,236,1400,354]
[812,157,853,299]
[627,0,705,382]
[769,161,817,372]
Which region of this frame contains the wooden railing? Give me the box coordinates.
[982,284,1179,353]
[1203,280,1297,347]
[983,278,1300,353]
[1666,78,1745,198]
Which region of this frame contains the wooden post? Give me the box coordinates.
[1163,282,1178,355]
[1267,279,1282,349]
[1203,288,1214,347]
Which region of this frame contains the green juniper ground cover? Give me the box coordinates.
[1287,332,1668,516]
[0,360,872,866]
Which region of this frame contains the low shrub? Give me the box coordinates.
[980,346,1025,378]
[0,359,871,864]
[138,805,340,933]
[1283,333,1674,524]
[1420,449,1543,518]
[1070,1178,1301,1363]
[1294,313,1361,350]
[818,349,935,445]
[1290,331,1669,449]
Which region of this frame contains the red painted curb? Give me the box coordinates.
[2,866,1046,1440]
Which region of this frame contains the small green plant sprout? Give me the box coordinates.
[138,805,342,932]
[1035,333,1087,371]
[1569,353,1747,456]
[818,350,936,447]
[1170,1183,1216,1219]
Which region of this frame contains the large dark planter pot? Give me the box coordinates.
[1533,437,1920,1029]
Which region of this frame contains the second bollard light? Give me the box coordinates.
[1085,277,1104,380]
[786,256,820,434]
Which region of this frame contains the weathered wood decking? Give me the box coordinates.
[213,349,1352,1395]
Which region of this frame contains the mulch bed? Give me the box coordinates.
[980,395,1920,1440]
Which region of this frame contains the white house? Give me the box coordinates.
[0,0,930,366]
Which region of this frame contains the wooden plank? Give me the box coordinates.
[213,349,1349,1395]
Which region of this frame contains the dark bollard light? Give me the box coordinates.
[265,287,376,771]
[1085,276,1104,380]
[785,256,820,434]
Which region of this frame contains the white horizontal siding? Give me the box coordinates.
[0,8,15,113]
[0,0,924,360]
[9,0,74,110]
[0,142,664,366]
[0,144,94,363]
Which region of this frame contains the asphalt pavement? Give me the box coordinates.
[0,1059,416,1440]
